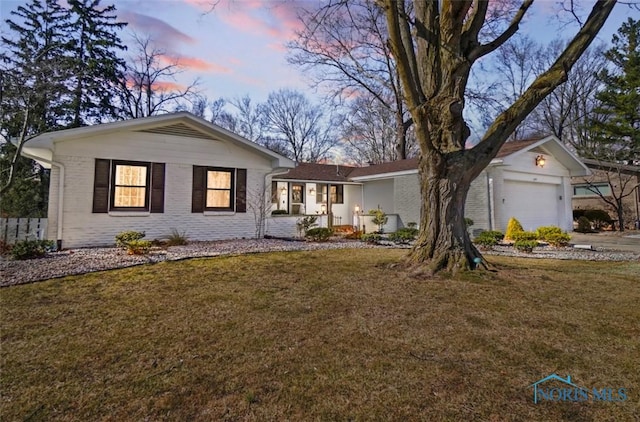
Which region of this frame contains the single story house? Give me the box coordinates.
[22,112,295,248]
[270,136,590,236]
[23,112,588,247]
[571,158,640,229]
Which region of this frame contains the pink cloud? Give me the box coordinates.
[157,54,232,73]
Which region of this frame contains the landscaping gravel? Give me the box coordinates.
[1,239,638,287]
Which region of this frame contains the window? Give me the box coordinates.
[315,183,344,204]
[113,162,149,209]
[271,181,278,203]
[291,184,304,203]
[206,169,233,209]
[192,166,247,213]
[92,159,165,213]
[573,183,611,197]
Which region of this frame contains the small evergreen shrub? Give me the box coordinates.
[369,209,388,232]
[464,217,474,227]
[407,222,417,229]
[535,226,563,241]
[511,231,538,242]
[305,227,333,242]
[514,239,538,253]
[165,229,188,246]
[271,209,288,215]
[504,217,524,241]
[576,216,592,233]
[11,239,55,260]
[473,230,504,248]
[388,227,419,244]
[125,239,152,255]
[545,232,571,247]
[361,233,382,244]
[585,209,612,229]
[115,231,146,248]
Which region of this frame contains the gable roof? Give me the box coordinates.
[23,112,295,169]
[274,163,357,182]
[495,138,541,158]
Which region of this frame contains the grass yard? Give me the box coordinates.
[1,249,639,421]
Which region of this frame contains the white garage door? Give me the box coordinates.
[502,180,559,231]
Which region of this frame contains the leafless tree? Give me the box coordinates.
[376,0,616,274]
[288,0,412,159]
[259,89,339,163]
[247,183,271,239]
[115,33,200,119]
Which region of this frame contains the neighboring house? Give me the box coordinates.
[22,112,295,248]
[271,136,589,235]
[571,159,640,229]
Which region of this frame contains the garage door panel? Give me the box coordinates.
[502,181,558,231]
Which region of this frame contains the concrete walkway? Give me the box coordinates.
[570,231,640,253]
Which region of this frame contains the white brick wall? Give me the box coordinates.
[465,171,490,232]
[393,174,420,227]
[50,131,276,248]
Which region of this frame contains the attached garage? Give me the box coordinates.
[501,179,561,231]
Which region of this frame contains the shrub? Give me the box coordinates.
[464,217,474,227]
[511,231,538,242]
[165,229,188,246]
[473,231,498,249]
[545,232,571,247]
[361,233,382,244]
[271,209,288,215]
[514,239,538,253]
[305,227,333,242]
[585,209,612,229]
[535,226,562,241]
[388,227,418,244]
[296,216,318,236]
[407,222,417,229]
[481,230,505,242]
[115,231,145,248]
[368,209,388,232]
[125,239,152,255]
[576,216,593,233]
[11,239,55,260]
[504,217,524,241]
[0,240,12,256]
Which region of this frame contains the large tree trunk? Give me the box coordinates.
[406,149,483,275]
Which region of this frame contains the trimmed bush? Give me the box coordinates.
[271,210,288,215]
[511,231,538,242]
[536,226,562,241]
[504,217,524,241]
[585,209,613,229]
[464,217,474,227]
[514,239,538,253]
[361,233,382,244]
[125,239,152,255]
[473,231,499,249]
[305,227,333,242]
[115,231,145,248]
[11,240,55,260]
[388,227,419,244]
[545,232,571,247]
[296,216,318,236]
[369,209,388,232]
[576,216,592,233]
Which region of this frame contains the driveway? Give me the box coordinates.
[570,231,640,253]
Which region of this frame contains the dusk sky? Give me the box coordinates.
[0,0,637,105]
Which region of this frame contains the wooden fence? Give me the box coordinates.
[1,218,48,244]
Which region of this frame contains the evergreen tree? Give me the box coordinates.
[585,18,640,164]
[66,0,127,127]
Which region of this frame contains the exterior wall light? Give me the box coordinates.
[535,155,546,168]
[320,204,326,214]
[309,187,316,196]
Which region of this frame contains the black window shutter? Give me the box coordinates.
[150,163,165,213]
[192,166,205,213]
[92,159,110,213]
[236,168,247,213]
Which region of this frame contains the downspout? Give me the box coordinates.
[488,175,495,231]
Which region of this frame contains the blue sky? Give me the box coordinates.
[1,0,637,105]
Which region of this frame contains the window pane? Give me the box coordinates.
[573,184,611,196]
[208,171,231,189]
[206,190,231,208]
[114,187,146,207]
[115,165,147,186]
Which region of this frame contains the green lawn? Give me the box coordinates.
[1,250,639,421]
